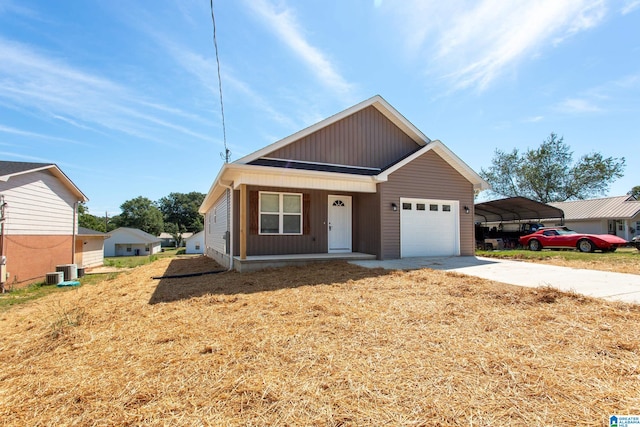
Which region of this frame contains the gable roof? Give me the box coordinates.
[108,227,161,243]
[235,95,430,165]
[200,96,489,212]
[549,195,640,220]
[0,161,88,202]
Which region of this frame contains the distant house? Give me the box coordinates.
[104,227,162,257]
[158,232,176,247]
[158,231,193,247]
[76,227,109,268]
[549,195,640,241]
[199,95,488,271]
[185,231,204,254]
[0,161,88,287]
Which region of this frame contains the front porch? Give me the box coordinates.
[232,252,376,272]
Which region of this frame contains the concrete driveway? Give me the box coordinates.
[350,256,640,304]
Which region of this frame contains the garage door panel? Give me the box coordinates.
[400,198,459,257]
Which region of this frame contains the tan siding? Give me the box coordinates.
[79,237,105,267]
[266,106,419,169]
[379,150,475,259]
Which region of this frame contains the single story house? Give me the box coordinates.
[76,227,109,268]
[549,195,640,241]
[199,95,489,272]
[158,232,193,247]
[104,227,162,257]
[0,161,88,287]
[185,230,204,254]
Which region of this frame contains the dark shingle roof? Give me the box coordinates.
[248,158,381,176]
[0,161,54,176]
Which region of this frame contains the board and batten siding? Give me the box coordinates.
[0,170,78,235]
[379,150,475,259]
[265,106,420,169]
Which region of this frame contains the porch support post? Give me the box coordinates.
[239,184,247,259]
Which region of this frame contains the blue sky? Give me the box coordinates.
[1,0,639,216]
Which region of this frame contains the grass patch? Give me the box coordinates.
[1,270,124,312]
[477,247,640,275]
[0,281,69,311]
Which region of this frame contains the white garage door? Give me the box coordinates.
[400,198,460,257]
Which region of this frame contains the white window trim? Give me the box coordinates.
[259,191,303,235]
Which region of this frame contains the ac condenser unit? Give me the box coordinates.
[46,271,64,285]
[56,264,78,281]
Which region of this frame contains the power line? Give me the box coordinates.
[210,0,230,163]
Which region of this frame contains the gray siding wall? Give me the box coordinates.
[379,150,476,259]
[266,106,419,169]
[235,186,379,257]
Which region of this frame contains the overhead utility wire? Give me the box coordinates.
[210,0,230,163]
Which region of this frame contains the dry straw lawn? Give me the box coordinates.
[1,256,639,426]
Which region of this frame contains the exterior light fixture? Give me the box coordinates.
[464,206,470,214]
[391,203,398,211]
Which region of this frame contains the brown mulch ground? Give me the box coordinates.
[1,256,639,426]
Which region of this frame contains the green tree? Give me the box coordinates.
[157,192,205,233]
[78,203,106,232]
[628,186,640,199]
[164,222,186,247]
[116,196,164,236]
[480,133,625,203]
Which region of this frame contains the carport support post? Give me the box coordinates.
[239,184,247,260]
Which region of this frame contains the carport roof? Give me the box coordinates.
[474,197,564,223]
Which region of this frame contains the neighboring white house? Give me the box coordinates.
[185,230,204,254]
[549,195,640,241]
[0,161,88,286]
[104,227,162,257]
[76,227,109,268]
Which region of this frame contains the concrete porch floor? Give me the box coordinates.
[232,252,376,272]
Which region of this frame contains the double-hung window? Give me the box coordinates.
[259,192,302,234]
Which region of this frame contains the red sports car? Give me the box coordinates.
[519,227,628,253]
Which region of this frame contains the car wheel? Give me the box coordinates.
[528,240,541,251]
[577,239,595,253]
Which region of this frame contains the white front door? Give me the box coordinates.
[328,195,352,253]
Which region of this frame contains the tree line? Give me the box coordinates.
[79,192,205,243]
[480,132,633,202]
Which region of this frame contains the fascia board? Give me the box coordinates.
[228,164,378,193]
[200,163,379,214]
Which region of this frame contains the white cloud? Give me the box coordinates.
[0,37,214,146]
[390,0,608,92]
[245,0,354,97]
[557,98,602,113]
[0,124,87,145]
[524,116,544,123]
[621,0,640,14]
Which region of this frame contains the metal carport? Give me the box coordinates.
[474,196,564,223]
